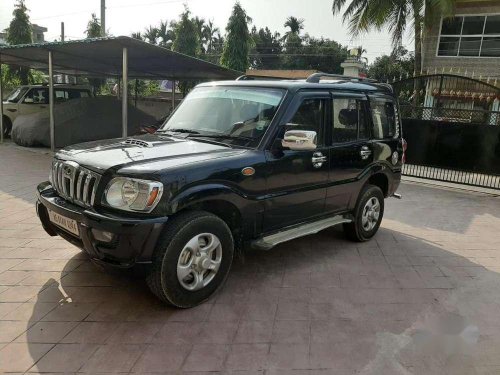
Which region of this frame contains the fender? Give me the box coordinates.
[345,161,399,210]
[167,182,265,237]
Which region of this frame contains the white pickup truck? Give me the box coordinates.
[2,84,93,137]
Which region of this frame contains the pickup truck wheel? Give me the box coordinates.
[344,184,384,242]
[147,210,234,308]
[2,116,12,138]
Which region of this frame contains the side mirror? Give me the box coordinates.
[281,130,317,151]
[23,98,34,103]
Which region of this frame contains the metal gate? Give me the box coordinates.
[392,74,500,189]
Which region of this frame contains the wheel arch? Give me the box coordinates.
[167,183,262,241]
[367,172,389,197]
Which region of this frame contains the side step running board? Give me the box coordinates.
[251,215,352,251]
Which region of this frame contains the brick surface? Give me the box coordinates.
[1,143,500,373]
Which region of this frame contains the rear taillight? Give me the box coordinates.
[402,138,407,164]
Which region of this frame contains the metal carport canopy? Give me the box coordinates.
[0,36,241,150]
[0,36,240,80]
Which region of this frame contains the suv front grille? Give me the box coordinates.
[51,160,101,208]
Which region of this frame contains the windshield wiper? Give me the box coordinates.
[188,134,253,141]
[157,128,200,134]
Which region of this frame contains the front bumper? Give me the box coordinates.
[36,182,168,267]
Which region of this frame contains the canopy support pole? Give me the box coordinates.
[122,47,128,138]
[0,54,4,144]
[49,50,55,152]
[171,79,176,111]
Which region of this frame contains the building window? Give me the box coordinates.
[438,15,500,57]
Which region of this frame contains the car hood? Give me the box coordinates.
[56,134,245,173]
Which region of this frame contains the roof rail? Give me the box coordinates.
[236,74,290,81]
[376,82,394,93]
[306,73,377,84]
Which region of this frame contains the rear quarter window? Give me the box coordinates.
[370,99,398,139]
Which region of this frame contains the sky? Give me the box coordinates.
[0,0,413,64]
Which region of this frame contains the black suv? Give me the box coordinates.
[36,73,404,307]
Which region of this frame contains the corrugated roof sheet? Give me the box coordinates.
[0,36,241,80]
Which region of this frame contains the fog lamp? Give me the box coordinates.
[91,229,115,243]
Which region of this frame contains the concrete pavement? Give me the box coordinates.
[1,143,500,374]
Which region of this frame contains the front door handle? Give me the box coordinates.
[360,146,372,160]
[312,151,327,168]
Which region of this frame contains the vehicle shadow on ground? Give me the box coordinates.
[24,226,500,374]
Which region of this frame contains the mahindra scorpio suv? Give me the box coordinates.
[36,73,405,308]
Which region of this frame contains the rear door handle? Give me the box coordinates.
[360,146,372,160]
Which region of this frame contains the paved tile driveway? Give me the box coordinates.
[1,143,500,374]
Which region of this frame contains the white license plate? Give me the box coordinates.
[48,210,80,236]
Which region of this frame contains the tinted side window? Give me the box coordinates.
[332,98,367,143]
[284,98,325,146]
[24,88,49,104]
[371,100,396,139]
[55,90,69,102]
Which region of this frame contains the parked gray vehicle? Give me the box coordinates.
[2,84,93,138]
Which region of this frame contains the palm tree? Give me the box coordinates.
[157,20,175,48]
[203,20,220,53]
[332,0,455,75]
[192,16,207,53]
[143,25,158,45]
[284,16,304,35]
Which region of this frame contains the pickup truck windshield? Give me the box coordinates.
[160,86,285,147]
[6,87,29,103]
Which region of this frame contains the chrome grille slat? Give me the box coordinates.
[76,172,84,201]
[57,162,63,193]
[82,174,92,205]
[90,180,99,206]
[51,160,101,208]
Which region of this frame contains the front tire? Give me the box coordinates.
[2,116,12,139]
[344,184,384,242]
[147,210,234,308]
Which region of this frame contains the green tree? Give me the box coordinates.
[281,16,304,69]
[6,0,32,84]
[143,26,158,44]
[284,16,304,38]
[220,2,252,72]
[203,20,220,54]
[85,14,105,93]
[192,16,207,53]
[172,8,200,57]
[85,13,103,38]
[157,20,175,48]
[172,7,200,95]
[368,46,415,81]
[250,26,282,69]
[332,0,456,75]
[281,35,349,73]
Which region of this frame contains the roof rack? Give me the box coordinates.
[306,73,377,84]
[236,74,290,81]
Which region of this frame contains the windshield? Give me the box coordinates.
[160,86,285,147]
[6,87,29,103]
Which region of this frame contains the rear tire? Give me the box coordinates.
[2,116,12,138]
[344,184,384,242]
[147,210,234,308]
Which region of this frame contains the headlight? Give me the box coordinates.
[103,177,163,212]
